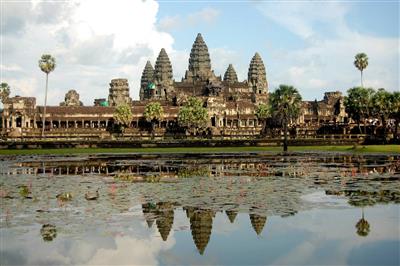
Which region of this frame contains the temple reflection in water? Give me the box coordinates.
[1,153,399,256]
[141,202,265,255]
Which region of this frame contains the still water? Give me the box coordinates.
[0,152,399,265]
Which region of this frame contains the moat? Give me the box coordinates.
[1,152,399,265]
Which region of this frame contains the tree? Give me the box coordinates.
[354,53,368,88]
[371,88,392,142]
[269,85,302,151]
[355,209,370,237]
[143,102,164,138]
[178,97,208,135]
[390,91,400,142]
[39,54,56,137]
[113,104,133,133]
[0,82,10,104]
[255,103,270,136]
[344,87,375,134]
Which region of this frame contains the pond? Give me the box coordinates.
[0,152,399,265]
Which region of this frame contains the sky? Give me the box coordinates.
[0,0,399,106]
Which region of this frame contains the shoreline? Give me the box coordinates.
[0,145,398,156]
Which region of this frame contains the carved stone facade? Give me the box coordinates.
[1,96,37,132]
[60,90,83,107]
[0,33,354,138]
[108,78,132,106]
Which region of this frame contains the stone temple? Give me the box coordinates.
[0,33,348,138]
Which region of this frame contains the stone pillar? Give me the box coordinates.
[74,121,77,128]
[11,115,16,128]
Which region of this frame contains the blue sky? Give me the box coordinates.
[1,0,399,105]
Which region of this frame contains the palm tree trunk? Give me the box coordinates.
[364,117,367,135]
[41,73,48,137]
[360,70,363,88]
[382,116,386,144]
[283,117,288,152]
[151,121,155,140]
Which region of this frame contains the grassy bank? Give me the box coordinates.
[0,145,398,155]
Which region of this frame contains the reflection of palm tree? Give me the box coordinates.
[250,214,267,235]
[226,210,238,223]
[356,208,370,237]
[156,202,174,241]
[40,224,57,241]
[190,209,214,255]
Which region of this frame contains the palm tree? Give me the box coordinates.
[255,103,271,137]
[143,102,164,139]
[39,54,56,137]
[0,82,10,104]
[269,85,302,151]
[354,53,368,88]
[355,208,370,237]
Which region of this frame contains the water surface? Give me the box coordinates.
[1,152,399,265]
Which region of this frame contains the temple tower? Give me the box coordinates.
[108,78,132,106]
[139,61,155,101]
[154,48,174,100]
[249,214,267,235]
[225,210,238,223]
[223,64,238,84]
[190,209,214,255]
[248,52,268,95]
[184,33,216,83]
[155,202,174,241]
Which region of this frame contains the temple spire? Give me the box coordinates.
[153,48,173,99]
[248,52,268,94]
[184,33,215,82]
[223,64,238,83]
[155,48,173,82]
[140,61,155,100]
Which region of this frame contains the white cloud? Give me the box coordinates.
[187,7,220,25]
[256,2,399,99]
[157,7,220,31]
[1,0,174,104]
[158,15,182,32]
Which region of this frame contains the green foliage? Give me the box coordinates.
[19,185,30,198]
[269,85,302,124]
[255,103,270,121]
[390,91,400,121]
[143,102,164,123]
[371,88,392,121]
[39,54,56,74]
[177,166,210,178]
[178,97,208,132]
[40,224,57,241]
[344,87,375,125]
[56,192,73,201]
[0,82,10,103]
[113,104,133,127]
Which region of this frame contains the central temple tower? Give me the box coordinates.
[184,33,216,83]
